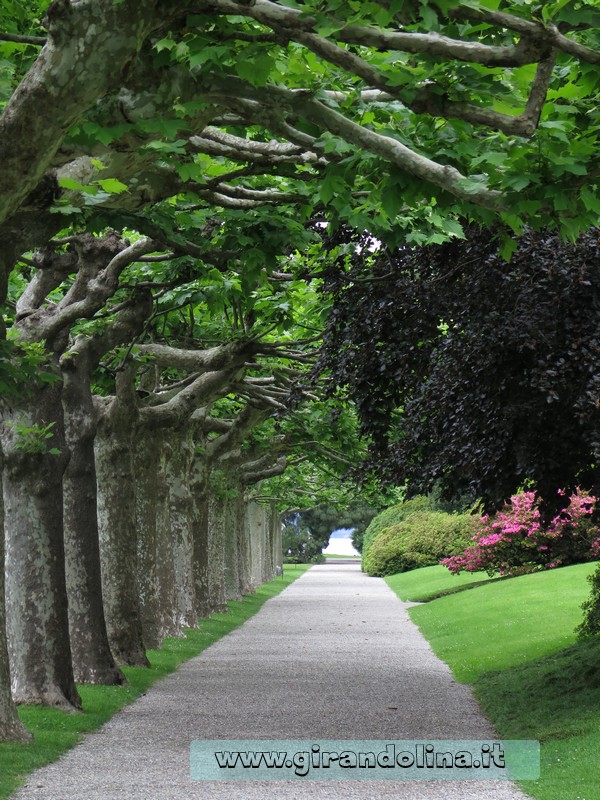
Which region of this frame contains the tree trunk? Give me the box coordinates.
[223,491,242,601]
[135,431,179,646]
[237,495,253,596]
[270,502,284,576]
[95,394,148,667]
[167,428,197,629]
[62,361,124,685]
[247,501,266,590]
[1,384,81,709]
[190,454,211,618]
[264,502,276,582]
[0,451,32,740]
[207,491,228,613]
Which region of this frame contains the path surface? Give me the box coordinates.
[13,564,530,800]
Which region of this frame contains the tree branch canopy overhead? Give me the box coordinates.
[0,0,598,303]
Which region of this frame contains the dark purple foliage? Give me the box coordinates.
[317,225,600,511]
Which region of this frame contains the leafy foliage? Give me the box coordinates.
[362,509,478,577]
[296,503,379,552]
[443,488,600,578]
[5,420,61,455]
[362,496,434,558]
[282,513,325,563]
[0,340,60,397]
[577,564,600,638]
[318,225,600,511]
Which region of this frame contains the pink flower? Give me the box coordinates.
[441,487,600,578]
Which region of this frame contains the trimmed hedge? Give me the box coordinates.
[362,509,478,577]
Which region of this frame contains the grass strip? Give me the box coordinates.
[0,563,312,800]
[324,553,360,559]
[387,561,600,800]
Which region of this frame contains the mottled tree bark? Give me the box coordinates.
[270,502,284,576]
[95,381,148,668]
[264,501,276,582]
[223,491,242,601]
[166,427,197,629]
[190,452,211,619]
[207,492,228,613]
[0,451,32,740]
[237,494,254,596]
[0,0,169,230]
[135,431,179,646]
[62,357,124,685]
[1,383,80,709]
[247,501,266,590]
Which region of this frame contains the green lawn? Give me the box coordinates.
[0,564,312,800]
[324,553,360,559]
[387,561,600,800]
[385,563,500,602]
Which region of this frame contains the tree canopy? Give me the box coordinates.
[0,0,598,577]
[0,0,599,306]
[318,225,600,511]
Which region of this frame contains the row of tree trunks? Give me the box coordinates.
[62,356,125,687]
[0,234,286,737]
[100,440,280,648]
[1,365,282,731]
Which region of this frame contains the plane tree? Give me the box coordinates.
[0,0,599,312]
[0,206,351,719]
[0,0,599,736]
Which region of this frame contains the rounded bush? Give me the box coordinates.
[363,511,478,577]
[362,496,432,559]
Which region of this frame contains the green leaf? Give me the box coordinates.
[319,173,348,205]
[381,183,404,219]
[420,4,439,28]
[581,187,600,215]
[154,37,176,53]
[58,177,90,192]
[504,174,531,192]
[499,235,518,262]
[499,212,524,237]
[144,139,188,154]
[236,52,276,86]
[97,178,129,195]
[456,174,490,196]
[440,218,465,239]
[50,204,83,215]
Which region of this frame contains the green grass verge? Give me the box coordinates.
[385,563,500,602]
[0,563,312,800]
[387,561,599,800]
[324,553,360,559]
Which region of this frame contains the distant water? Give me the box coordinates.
[322,536,360,556]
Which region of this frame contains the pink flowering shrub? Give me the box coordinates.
[441,489,600,578]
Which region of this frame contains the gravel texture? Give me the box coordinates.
[12,563,531,800]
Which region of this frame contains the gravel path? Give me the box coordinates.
[12,563,531,800]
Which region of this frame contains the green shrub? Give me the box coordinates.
[577,563,600,638]
[362,511,478,577]
[362,496,432,558]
